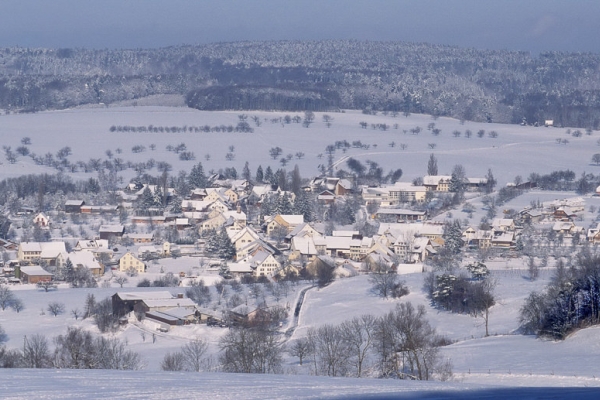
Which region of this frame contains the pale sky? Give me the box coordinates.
[1,0,598,53]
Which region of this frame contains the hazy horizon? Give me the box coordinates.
[1,0,599,54]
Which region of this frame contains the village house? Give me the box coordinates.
[17,242,67,267]
[119,251,146,274]
[80,205,119,215]
[124,233,154,244]
[235,239,277,261]
[387,182,427,203]
[491,218,516,233]
[33,212,50,227]
[375,208,426,223]
[423,175,452,192]
[228,305,271,327]
[17,265,53,284]
[67,251,105,276]
[265,214,304,235]
[229,250,281,278]
[99,225,125,241]
[111,291,193,317]
[317,190,336,205]
[64,199,85,213]
[74,239,113,261]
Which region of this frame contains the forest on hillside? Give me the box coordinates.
[2,40,600,128]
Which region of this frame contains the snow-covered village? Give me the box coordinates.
[1,103,600,399]
[4,3,600,397]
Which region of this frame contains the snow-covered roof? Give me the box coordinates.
[99,225,124,233]
[423,175,451,185]
[116,291,176,301]
[20,265,53,276]
[228,262,253,273]
[68,251,102,270]
[291,236,317,255]
[143,298,196,309]
[376,208,426,216]
[332,230,359,237]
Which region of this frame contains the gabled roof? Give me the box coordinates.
[68,251,102,270]
[291,236,317,255]
[272,214,304,226]
[229,226,261,243]
[337,179,353,190]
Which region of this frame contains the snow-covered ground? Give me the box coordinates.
[0,106,596,186]
[4,369,599,399]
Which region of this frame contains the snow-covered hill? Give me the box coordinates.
[0,106,594,186]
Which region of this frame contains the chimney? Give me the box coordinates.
[177,293,184,299]
[237,205,241,214]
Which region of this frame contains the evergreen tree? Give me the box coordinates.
[427,153,438,176]
[449,173,464,193]
[175,171,190,198]
[443,220,464,254]
[64,259,75,283]
[274,192,293,215]
[293,190,314,222]
[275,168,286,189]
[152,186,164,208]
[139,186,154,210]
[264,166,274,185]
[291,165,302,195]
[243,161,251,182]
[256,165,264,183]
[485,169,497,194]
[204,229,219,254]
[217,227,236,260]
[170,195,183,214]
[188,162,207,189]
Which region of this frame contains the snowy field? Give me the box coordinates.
[0,105,597,186]
[2,369,599,400]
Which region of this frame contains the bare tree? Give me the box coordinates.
[181,337,209,372]
[0,285,15,310]
[71,308,82,320]
[219,328,284,374]
[47,302,66,317]
[10,298,24,313]
[161,351,186,371]
[375,302,450,380]
[369,262,408,299]
[307,324,351,377]
[114,275,129,288]
[0,323,7,345]
[474,278,497,337]
[23,334,51,368]
[340,315,376,377]
[288,338,312,366]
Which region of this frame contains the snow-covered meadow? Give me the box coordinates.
[0,105,596,186]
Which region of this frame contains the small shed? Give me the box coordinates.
[17,265,53,284]
[65,200,85,213]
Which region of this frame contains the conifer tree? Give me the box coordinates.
[217,227,236,260]
[293,190,314,222]
[243,161,251,182]
[256,165,264,183]
[188,162,207,189]
[264,166,274,185]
